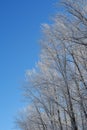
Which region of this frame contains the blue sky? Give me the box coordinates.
[0,0,58,130]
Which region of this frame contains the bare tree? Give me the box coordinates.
[15,0,87,130]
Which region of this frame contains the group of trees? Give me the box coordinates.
[15,0,87,130]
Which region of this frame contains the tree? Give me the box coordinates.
[15,0,87,130]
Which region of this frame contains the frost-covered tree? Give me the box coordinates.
[15,0,87,130]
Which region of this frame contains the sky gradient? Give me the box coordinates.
[0,0,58,129]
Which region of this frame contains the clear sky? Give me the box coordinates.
[0,0,58,130]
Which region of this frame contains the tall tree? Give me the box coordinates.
[15,0,87,130]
